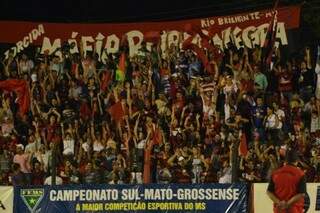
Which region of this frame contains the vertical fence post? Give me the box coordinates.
[231,141,239,183]
[52,143,56,185]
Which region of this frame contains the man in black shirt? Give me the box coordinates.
[299,48,314,102]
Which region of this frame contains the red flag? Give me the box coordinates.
[0,79,30,117]
[108,102,124,122]
[239,132,248,157]
[153,127,163,145]
[182,26,215,74]
[100,70,112,91]
[184,24,218,54]
[182,40,213,74]
[118,53,126,72]
[71,63,78,75]
[181,35,194,50]
[79,102,91,120]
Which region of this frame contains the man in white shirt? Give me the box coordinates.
[219,167,232,184]
[63,132,75,156]
[19,53,34,74]
[218,161,232,184]
[265,107,281,130]
[25,134,42,154]
[272,102,285,129]
[69,79,82,100]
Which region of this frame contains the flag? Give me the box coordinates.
[182,25,217,75]
[71,63,78,75]
[115,52,126,81]
[182,35,213,74]
[262,0,279,67]
[239,131,248,157]
[108,102,125,122]
[153,127,163,145]
[101,70,112,91]
[0,79,30,117]
[79,101,91,120]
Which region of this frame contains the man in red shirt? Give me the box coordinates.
[267,149,306,213]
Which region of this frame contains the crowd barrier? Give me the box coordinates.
[9,184,248,213]
[1,183,319,213]
[0,186,13,213]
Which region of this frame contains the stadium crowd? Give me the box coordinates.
[0,33,319,186]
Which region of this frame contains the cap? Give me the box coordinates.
[16,144,24,150]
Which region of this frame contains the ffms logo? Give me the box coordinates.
[21,189,44,212]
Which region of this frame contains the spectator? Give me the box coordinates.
[83,162,98,184]
[69,162,81,184]
[13,145,32,184]
[218,159,232,184]
[31,161,45,185]
[252,97,266,142]
[24,130,41,154]
[0,32,318,186]
[264,106,281,145]
[298,48,314,102]
[254,65,268,93]
[11,163,26,186]
[18,53,34,75]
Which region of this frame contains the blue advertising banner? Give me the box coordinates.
[14,183,248,213]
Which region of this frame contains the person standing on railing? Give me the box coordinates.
[267,149,306,213]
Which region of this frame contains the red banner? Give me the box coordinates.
[0,5,300,59]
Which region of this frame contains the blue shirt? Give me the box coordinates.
[252,105,266,128]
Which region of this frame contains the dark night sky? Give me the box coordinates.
[0,0,306,23]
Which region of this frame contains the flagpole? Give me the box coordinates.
[261,0,280,70]
[273,0,279,11]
